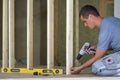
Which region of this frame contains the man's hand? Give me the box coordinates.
[88,45,97,54]
[70,67,82,74]
[70,49,106,75]
[88,45,97,50]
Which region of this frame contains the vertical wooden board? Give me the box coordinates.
[66,0,73,75]
[114,0,120,18]
[47,0,54,69]
[27,0,33,68]
[74,0,80,66]
[0,0,2,60]
[2,0,8,68]
[99,0,107,17]
[9,0,15,68]
[54,0,58,66]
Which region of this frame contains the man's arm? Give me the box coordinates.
[71,49,107,74]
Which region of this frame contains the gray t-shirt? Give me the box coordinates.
[97,16,120,51]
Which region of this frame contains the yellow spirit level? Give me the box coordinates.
[1,68,63,75]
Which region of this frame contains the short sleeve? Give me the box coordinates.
[97,30,112,50]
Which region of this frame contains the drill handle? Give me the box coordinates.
[87,49,96,54]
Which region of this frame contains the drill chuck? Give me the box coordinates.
[77,54,83,60]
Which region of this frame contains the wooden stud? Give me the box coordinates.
[66,0,73,75]
[2,0,8,68]
[47,0,54,69]
[99,0,107,17]
[99,0,114,17]
[27,0,33,69]
[75,0,80,66]
[54,0,58,66]
[114,0,120,18]
[9,0,15,68]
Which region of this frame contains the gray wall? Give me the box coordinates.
[15,0,27,63]
[15,0,46,66]
[58,0,66,66]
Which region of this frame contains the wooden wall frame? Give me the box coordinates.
[99,0,114,17]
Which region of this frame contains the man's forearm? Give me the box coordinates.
[79,57,96,70]
[79,49,106,71]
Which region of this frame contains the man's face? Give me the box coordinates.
[80,15,95,29]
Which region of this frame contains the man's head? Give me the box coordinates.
[79,5,100,29]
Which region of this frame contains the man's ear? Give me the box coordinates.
[88,14,94,22]
[88,14,94,19]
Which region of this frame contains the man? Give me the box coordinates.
[70,5,120,76]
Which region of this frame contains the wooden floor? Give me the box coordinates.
[0,67,120,80]
[0,73,120,80]
[0,61,120,80]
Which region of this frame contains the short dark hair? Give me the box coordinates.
[79,5,100,18]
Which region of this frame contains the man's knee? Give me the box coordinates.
[92,59,106,75]
[92,52,120,76]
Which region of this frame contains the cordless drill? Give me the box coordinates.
[77,42,96,60]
